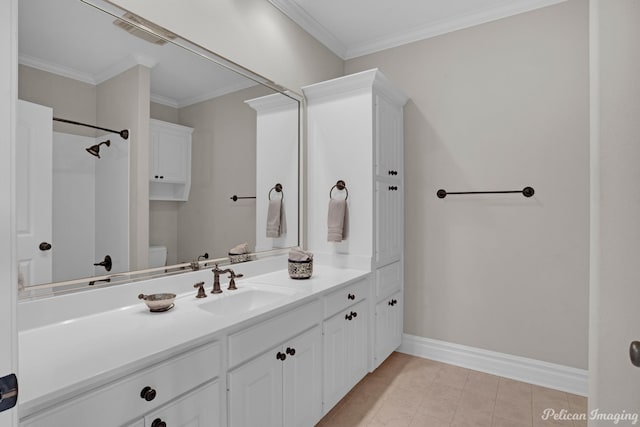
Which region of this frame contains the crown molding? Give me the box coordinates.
[19,54,96,85]
[268,0,348,58]
[270,0,568,60]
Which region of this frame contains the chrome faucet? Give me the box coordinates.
[211,264,243,293]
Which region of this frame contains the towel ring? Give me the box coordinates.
[269,183,283,201]
[330,180,348,200]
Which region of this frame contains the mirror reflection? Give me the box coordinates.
[17,0,300,293]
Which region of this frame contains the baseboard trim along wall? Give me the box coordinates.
[398,334,588,396]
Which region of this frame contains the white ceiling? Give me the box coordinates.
[268,0,567,59]
[19,0,258,109]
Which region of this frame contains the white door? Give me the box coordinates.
[591,0,640,420]
[16,100,52,287]
[1,0,18,424]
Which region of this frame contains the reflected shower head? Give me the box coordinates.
[86,140,111,158]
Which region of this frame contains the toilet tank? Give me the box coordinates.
[148,246,167,268]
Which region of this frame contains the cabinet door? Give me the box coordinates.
[375,291,403,368]
[375,180,402,267]
[323,300,369,413]
[282,326,322,427]
[143,381,220,427]
[345,300,369,388]
[374,94,403,179]
[150,129,189,183]
[228,347,283,427]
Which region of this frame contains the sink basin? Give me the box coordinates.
[197,286,298,316]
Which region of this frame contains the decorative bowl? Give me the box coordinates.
[138,293,176,312]
[288,259,313,279]
[228,252,250,264]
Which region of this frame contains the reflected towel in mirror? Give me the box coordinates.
[266,199,287,238]
[327,199,349,242]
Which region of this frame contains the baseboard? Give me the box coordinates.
[398,334,588,396]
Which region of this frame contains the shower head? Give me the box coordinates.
[86,140,111,158]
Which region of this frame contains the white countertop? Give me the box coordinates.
[18,264,369,417]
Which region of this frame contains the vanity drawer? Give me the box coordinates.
[21,342,221,427]
[324,278,369,318]
[375,261,401,299]
[228,299,322,368]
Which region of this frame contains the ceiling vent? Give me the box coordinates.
[113,13,177,46]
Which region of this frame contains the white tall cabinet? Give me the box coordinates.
[303,68,408,373]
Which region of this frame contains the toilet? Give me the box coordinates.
[148,246,167,268]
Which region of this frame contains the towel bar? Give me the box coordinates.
[436,186,535,199]
[269,183,283,200]
[230,195,256,202]
[330,180,349,200]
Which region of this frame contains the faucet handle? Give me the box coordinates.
[227,271,243,291]
[194,281,207,298]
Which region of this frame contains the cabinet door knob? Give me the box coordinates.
[345,313,353,321]
[276,351,287,361]
[140,386,157,402]
[154,175,159,179]
[286,347,296,356]
[388,300,393,306]
[347,293,355,300]
[39,242,52,251]
[151,418,167,427]
[351,311,357,318]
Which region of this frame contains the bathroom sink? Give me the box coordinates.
[197,286,298,316]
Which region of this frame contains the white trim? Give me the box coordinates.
[270,0,568,60]
[19,54,96,85]
[267,0,348,59]
[399,334,588,396]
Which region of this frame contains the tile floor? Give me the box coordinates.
[316,352,588,427]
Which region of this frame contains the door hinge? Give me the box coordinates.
[0,373,18,413]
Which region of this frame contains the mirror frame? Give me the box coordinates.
[19,0,303,298]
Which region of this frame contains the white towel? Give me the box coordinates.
[289,247,313,261]
[266,199,287,238]
[229,242,249,255]
[327,199,349,242]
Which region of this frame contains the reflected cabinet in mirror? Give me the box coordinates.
[17,0,300,296]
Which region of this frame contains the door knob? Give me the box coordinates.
[38,242,52,251]
[630,341,640,367]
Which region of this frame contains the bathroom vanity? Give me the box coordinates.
[17,261,374,426]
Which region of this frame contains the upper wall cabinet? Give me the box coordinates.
[149,118,194,201]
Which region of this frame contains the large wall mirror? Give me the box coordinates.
[17,0,300,297]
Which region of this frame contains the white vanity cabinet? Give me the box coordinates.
[374,290,403,365]
[322,279,370,413]
[149,118,193,201]
[304,69,408,371]
[227,300,323,427]
[20,342,222,427]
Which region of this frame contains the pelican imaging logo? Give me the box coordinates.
[541,408,639,424]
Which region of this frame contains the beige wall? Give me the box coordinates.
[590,0,640,418]
[110,0,344,93]
[177,84,272,261]
[347,0,589,369]
[18,65,97,137]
